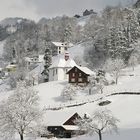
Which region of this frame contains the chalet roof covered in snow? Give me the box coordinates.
[52,42,73,47]
[77,66,95,75]
[49,56,77,69]
[67,66,95,75]
[44,111,81,126]
[62,125,79,130]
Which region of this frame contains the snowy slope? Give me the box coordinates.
[30,128,140,140]
[2,62,140,140]
[36,65,140,108]
[35,65,140,129]
[44,94,140,128]
[77,15,91,26]
[68,43,85,59]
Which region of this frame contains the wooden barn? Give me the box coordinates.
[66,66,95,85]
[47,113,81,138]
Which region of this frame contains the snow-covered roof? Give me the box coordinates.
[6,64,16,69]
[52,42,73,47]
[67,66,95,76]
[62,125,79,130]
[38,55,44,63]
[25,55,44,63]
[49,56,77,69]
[77,66,95,75]
[43,111,79,126]
[25,57,32,62]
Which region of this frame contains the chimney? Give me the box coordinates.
[64,52,69,61]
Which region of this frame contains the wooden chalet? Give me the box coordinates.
[47,113,81,138]
[63,112,80,125]
[66,66,95,85]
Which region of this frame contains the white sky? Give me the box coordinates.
[0,0,137,21]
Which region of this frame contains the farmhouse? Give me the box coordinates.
[66,66,95,85]
[51,42,73,55]
[49,52,77,81]
[25,55,44,66]
[47,113,81,138]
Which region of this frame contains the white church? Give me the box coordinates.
[49,52,77,81]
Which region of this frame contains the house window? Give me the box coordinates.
[78,78,83,82]
[59,51,61,54]
[71,78,75,82]
[65,47,67,51]
[59,47,61,50]
[75,68,77,72]
[72,73,75,77]
[79,73,82,77]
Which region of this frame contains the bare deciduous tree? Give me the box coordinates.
[104,58,125,84]
[128,54,138,71]
[76,109,119,140]
[0,81,42,140]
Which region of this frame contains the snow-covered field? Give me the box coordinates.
[37,65,140,108]
[35,65,140,140]
[2,63,140,140]
[21,128,140,140]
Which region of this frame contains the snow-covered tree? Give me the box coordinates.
[104,58,125,84]
[61,84,77,101]
[76,109,119,140]
[43,48,52,82]
[64,24,72,43]
[88,75,97,95]
[128,53,138,71]
[84,14,103,40]
[0,81,42,140]
[8,58,28,89]
[96,75,106,94]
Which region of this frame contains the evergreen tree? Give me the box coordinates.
[43,48,52,82]
[107,26,132,61]
[63,24,72,43]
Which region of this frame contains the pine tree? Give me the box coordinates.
[43,48,52,82]
[63,24,72,43]
[107,25,132,61]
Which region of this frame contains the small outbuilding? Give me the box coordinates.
[47,113,81,138]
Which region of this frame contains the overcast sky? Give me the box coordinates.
[0,0,137,21]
